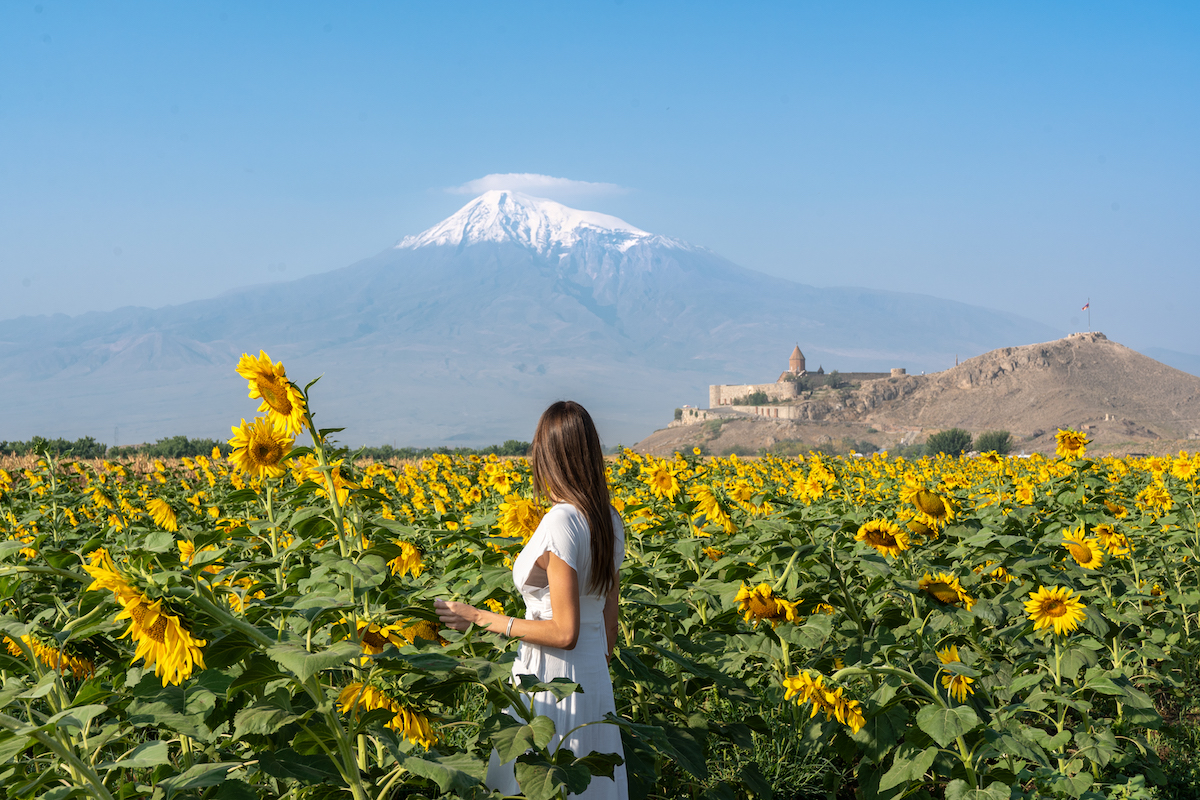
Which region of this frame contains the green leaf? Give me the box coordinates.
[226,655,289,697]
[97,740,171,770]
[399,753,486,793]
[879,746,938,791]
[0,731,32,764]
[142,531,175,553]
[46,704,108,732]
[232,703,299,740]
[492,715,557,762]
[158,762,241,793]
[515,674,583,700]
[1073,729,1117,768]
[514,749,592,800]
[256,748,340,785]
[944,779,1010,800]
[915,704,980,747]
[791,613,833,649]
[266,641,361,682]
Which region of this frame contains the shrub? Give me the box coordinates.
[733,391,769,406]
[674,408,683,421]
[975,430,1013,455]
[925,428,974,456]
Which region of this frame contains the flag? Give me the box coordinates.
[1081,302,1090,311]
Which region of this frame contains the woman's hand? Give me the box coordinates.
[435,598,481,632]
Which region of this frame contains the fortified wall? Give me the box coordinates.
[709,381,799,407]
[695,344,907,419]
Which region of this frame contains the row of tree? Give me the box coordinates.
[0,436,533,460]
[923,428,1013,456]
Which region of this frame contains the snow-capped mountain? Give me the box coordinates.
[0,193,1063,446]
[396,190,680,255]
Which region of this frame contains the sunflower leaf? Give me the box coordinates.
[915,704,980,747]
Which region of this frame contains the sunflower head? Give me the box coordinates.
[228,417,294,479]
[919,572,975,609]
[1055,429,1090,459]
[913,490,954,523]
[1024,585,1087,636]
[236,351,308,434]
[645,465,681,501]
[855,520,910,558]
[735,583,800,626]
[146,498,179,532]
[1062,527,1104,569]
[496,496,546,543]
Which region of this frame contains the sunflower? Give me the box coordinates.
[235,350,308,434]
[146,498,178,532]
[338,682,436,747]
[918,572,976,610]
[645,465,681,501]
[1093,524,1130,557]
[398,619,447,646]
[351,619,406,655]
[116,594,206,686]
[936,645,975,703]
[388,541,425,578]
[4,634,95,679]
[82,548,138,604]
[855,520,910,558]
[1061,527,1104,569]
[496,496,545,543]
[702,546,725,562]
[1171,452,1198,481]
[1025,585,1087,636]
[735,583,801,626]
[1055,429,1090,459]
[1103,499,1128,519]
[782,670,865,734]
[228,417,294,479]
[1136,482,1173,516]
[911,489,955,528]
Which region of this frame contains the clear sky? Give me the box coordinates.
[2,2,1197,356]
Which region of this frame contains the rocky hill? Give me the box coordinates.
[635,333,1200,456]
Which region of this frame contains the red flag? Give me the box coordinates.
[1081,302,1090,311]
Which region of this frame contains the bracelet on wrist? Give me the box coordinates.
[505,616,515,637]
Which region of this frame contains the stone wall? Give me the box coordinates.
[709,381,801,407]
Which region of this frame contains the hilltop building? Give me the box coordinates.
[707,345,905,408]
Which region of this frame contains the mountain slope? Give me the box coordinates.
[0,192,1063,446]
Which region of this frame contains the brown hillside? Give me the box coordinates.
[635,333,1200,457]
[871,332,1200,440]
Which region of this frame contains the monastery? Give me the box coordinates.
[675,345,906,425]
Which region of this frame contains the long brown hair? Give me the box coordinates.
[529,401,616,596]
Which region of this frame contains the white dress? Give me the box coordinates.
[486,503,629,799]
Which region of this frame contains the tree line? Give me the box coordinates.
[0,436,532,460]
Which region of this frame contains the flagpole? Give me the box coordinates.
[1087,298,1091,332]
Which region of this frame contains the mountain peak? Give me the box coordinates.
[396,190,662,255]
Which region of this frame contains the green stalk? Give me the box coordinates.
[0,711,115,800]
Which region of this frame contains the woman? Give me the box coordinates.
[435,400,628,799]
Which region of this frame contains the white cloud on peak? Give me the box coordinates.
[448,173,628,198]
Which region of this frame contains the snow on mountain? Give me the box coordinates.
[396,190,680,255]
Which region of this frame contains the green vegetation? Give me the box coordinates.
[975,429,1013,455]
[356,440,531,460]
[733,390,770,406]
[0,436,532,461]
[925,427,974,456]
[674,407,683,421]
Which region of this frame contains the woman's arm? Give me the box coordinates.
[602,579,620,663]
[434,552,581,650]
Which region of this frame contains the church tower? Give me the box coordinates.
[789,344,806,375]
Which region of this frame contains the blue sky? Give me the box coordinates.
[2,2,1197,357]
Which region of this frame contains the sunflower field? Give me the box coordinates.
[2,352,1200,800]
